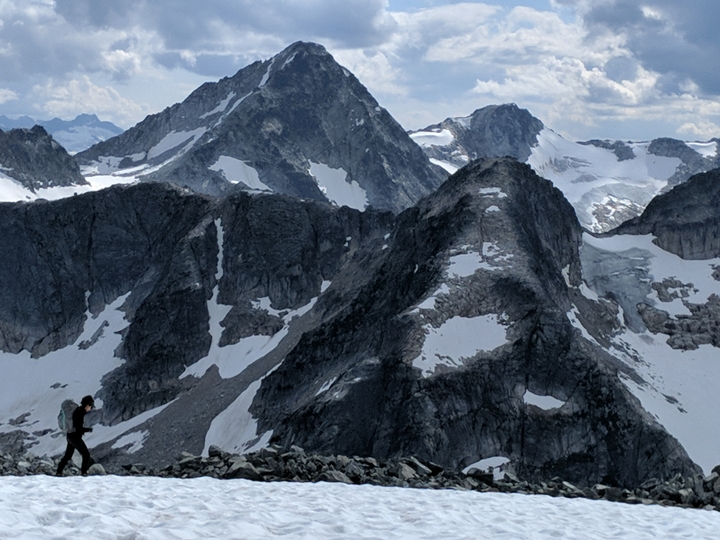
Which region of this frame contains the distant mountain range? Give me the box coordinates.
[0,42,719,488]
[0,114,123,154]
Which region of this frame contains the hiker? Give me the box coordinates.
[56,395,95,476]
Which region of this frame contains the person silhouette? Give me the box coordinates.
[56,395,95,476]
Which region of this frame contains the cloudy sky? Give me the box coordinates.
[0,0,718,141]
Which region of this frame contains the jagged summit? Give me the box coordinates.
[76,41,445,213]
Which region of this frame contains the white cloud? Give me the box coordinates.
[332,49,407,96]
[678,120,720,140]
[32,76,148,125]
[0,88,18,104]
[0,0,717,141]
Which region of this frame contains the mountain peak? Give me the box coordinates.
[76,43,444,213]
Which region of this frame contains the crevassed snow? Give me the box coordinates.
[4,476,720,540]
[413,315,508,377]
[0,294,129,456]
[209,155,270,191]
[309,161,368,210]
[410,129,455,147]
[147,128,207,160]
[579,233,720,472]
[528,129,681,231]
[523,390,566,410]
[199,92,236,119]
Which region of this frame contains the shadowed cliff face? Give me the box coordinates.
[0,160,700,487]
[614,169,720,260]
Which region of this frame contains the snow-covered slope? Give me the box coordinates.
[3,476,719,539]
[576,232,720,473]
[412,105,720,232]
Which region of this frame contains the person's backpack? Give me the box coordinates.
[57,399,78,434]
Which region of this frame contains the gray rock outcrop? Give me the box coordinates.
[0,126,86,191]
[578,139,635,161]
[648,138,719,188]
[411,104,544,170]
[614,169,720,260]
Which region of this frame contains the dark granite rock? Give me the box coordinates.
[0,125,86,191]
[412,104,544,170]
[613,169,720,260]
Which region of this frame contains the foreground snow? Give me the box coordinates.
[1,476,719,539]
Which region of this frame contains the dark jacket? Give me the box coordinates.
[71,406,91,437]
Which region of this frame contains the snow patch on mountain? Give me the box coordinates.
[410,129,455,148]
[147,128,207,160]
[430,158,459,174]
[412,315,508,377]
[203,378,272,455]
[309,162,368,210]
[524,391,566,410]
[447,252,485,278]
[210,156,269,191]
[200,92,237,119]
[687,141,718,158]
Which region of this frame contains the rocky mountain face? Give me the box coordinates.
[614,169,720,260]
[0,114,123,154]
[0,158,701,488]
[413,105,720,233]
[409,104,544,172]
[75,42,444,214]
[0,126,86,191]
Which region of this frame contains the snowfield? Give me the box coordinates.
[1,475,719,539]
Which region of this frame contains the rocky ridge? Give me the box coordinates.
[4,447,720,512]
[0,114,123,154]
[409,103,544,172]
